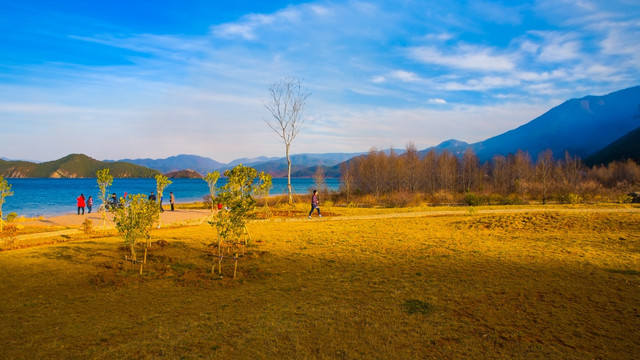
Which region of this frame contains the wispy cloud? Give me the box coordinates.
[408,45,516,72]
[1,0,639,162]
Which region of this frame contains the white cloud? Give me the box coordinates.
[428,98,447,104]
[211,7,301,40]
[408,45,516,72]
[389,70,419,82]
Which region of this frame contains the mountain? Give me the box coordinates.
[470,86,640,161]
[584,126,640,166]
[0,154,160,178]
[118,152,364,178]
[116,154,225,175]
[165,169,204,179]
[252,153,365,177]
[227,156,280,168]
[419,139,471,157]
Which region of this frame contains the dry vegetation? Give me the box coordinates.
[1,204,639,359]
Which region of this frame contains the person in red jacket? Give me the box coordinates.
[77,194,86,215]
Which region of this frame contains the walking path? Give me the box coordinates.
[9,206,640,243]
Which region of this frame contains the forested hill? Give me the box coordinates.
[0,154,160,178]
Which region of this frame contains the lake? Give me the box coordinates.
[2,178,340,218]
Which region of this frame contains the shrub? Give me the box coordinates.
[464,193,486,206]
[6,212,18,223]
[81,218,93,236]
[559,193,582,204]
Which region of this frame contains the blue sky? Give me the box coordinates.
[1,0,639,162]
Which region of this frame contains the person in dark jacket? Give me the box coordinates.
[308,189,322,219]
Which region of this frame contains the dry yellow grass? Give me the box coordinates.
[1,205,639,359]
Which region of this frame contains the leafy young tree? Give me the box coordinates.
[210,164,260,278]
[0,176,14,232]
[264,76,311,204]
[204,171,220,214]
[155,174,172,225]
[255,171,273,217]
[113,194,160,274]
[96,168,113,230]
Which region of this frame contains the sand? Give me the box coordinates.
[22,208,212,227]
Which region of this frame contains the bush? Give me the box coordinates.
[464,193,486,206]
[6,212,18,223]
[81,218,93,236]
[559,193,582,204]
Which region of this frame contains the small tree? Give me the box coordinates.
[113,194,160,274]
[210,164,259,278]
[0,176,14,232]
[255,171,273,217]
[96,168,113,230]
[204,171,221,215]
[264,76,312,205]
[155,174,172,226]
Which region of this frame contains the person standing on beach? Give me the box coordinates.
[308,189,322,219]
[77,194,86,215]
[87,196,93,214]
[170,192,175,211]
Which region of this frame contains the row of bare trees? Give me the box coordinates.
[339,144,640,204]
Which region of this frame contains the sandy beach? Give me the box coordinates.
[22,208,212,228]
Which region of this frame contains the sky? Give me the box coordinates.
[1,0,639,163]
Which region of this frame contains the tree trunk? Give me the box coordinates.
[286,143,293,205]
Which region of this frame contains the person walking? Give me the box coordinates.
[87,196,93,214]
[170,192,175,211]
[308,189,322,219]
[77,194,86,215]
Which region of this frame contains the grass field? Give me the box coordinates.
[1,204,639,359]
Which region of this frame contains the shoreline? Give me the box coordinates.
[19,206,212,228]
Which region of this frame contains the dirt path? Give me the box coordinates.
[10,206,640,242]
[13,209,212,241]
[285,206,640,222]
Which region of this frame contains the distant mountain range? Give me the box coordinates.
[0,154,159,178]
[418,85,640,161]
[471,85,640,161]
[2,85,639,178]
[584,125,640,165]
[118,152,365,178]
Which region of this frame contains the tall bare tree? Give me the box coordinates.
[536,149,555,204]
[264,77,311,204]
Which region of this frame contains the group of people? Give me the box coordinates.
[77,189,321,217]
[76,191,176,215]
[148,191,176,212]
[76,194,93,215]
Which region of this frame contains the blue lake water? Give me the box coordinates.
[2,178,340,218]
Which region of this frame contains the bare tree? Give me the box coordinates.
[264,77,312,204]
[536,149,555,204]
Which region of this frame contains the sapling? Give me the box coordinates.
[204,171,220,216]
[0,176,14,232]
[209,164,259,278]
[155,174,172,227]
[96,168,113,230]
[113,194,160,274]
